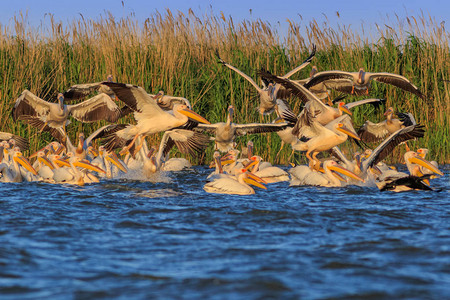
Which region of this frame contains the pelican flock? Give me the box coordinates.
[1,46,445,193]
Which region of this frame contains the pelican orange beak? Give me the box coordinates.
[179,108,211,125]
[88,147,99,158]
[55,145,66,155]
[328,164,364,182]
[246,171,267,184]
[38,155,55,170]
[54,158,71,167]
[245,159,258,171]
[221,159,235,166]
[106,153,128,173]
[331,171,346,182]
[244,172,267,189]
[14,154,38,176]
[29,145,48,159]
[408,155,443,176]
[73,160,106,174]
[337,125,360,140]
[340,104,352,116]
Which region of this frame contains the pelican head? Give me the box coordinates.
[405,151,443,176]
[78,132,85,143]
[37,151,55,170]
[416,148,429,159]
[384,107,394,116]
[337,102,352,115]
[310,66,318,78]
[357,68,365,84]
[363,149,373,158]
[87,146,98,158]
[8,139,16,148]
[238,168,267,189]
[57,93,65,111]
[324,160,364,182]
[13,151,38,175]
[146,146,156,159]
[175,104,211,124]
[153,91,164,103]
[247,140,253,159]
[336,123,360,140]
[227,105,234,123]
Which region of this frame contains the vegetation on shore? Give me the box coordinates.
[1,11,448,163]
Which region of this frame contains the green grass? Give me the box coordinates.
[0,11,448,163]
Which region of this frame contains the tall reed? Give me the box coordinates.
[0,10,448,163]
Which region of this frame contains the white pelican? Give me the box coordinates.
[289,160,363,187]
[376,151,443,192]
[291,114,361,169]
[12,90,121,142]
[53,155,105,185]
[195,105,288,152]
[216,45,315,115]
[303,68,426,99]
[90,147,128,179]
[258,70,352,127]
[203,168,267,195]
[360,125,426,175]
[35,151,56,182]
[416,148,440,178]
[63,74,116,101]
[99,82,210,152]
[358,107,416,143]
[246,155,289,183]
[0,149,37,183]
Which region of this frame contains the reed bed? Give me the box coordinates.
[0,10,448,164]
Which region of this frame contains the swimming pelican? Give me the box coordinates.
[216,45,316,115]
[358,107,416,143]
[0,149,37,182]
[246,155,290,183]
[376,151,443,192]
[13,90,121,142]
[98,82,210,152]
[289,160,363,187]
[303,68,426,99]
[203,168,267,195]
[195,105,288,152]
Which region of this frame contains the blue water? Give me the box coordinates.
[0,166,449,299]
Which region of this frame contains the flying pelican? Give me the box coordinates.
[194,105,288,152]
[216,45,316,115]
[258,69,352,127]
[303,68,426,99]
[98,82,210,152]
[358,107,416,143]
[359,125,426,178]
[203,168,267,195]
[63,74,116,101]
[292,113,361,169]
[289,160,363,187]
[12,90,121,142]
[0,132,29,151]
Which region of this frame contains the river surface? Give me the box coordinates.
[0,165,449,299]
